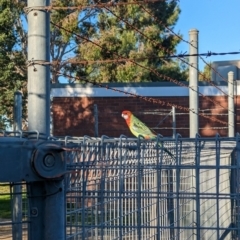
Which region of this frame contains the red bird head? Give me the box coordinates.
[121,110,132,121]
[122,110,132,120]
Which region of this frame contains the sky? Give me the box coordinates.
[56,1,240,83]
[175,0,240,70]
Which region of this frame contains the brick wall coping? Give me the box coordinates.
[51,81,240,97]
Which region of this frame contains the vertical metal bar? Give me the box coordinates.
[137,138,142,240]
[195,135,201,240]
[12,91,22,240]
[43,181,65,239]
[94,104,99,137]
[13,91,22,132]
[235,138,240,239]
[28,0,50,136]
[172,106,176,139]
[215,135,220,239]
[156,136,163,240]
[119,138,123,240]
[175,135,182,240]
[189,29,199,138]
[81,143,87,240]
[99,138,106,240]
[27,182,45,240]
[27,1,65,240]
[27,1,49,239]
[167,166,174,238]
[134,171,137,240]
[228,71,235,137]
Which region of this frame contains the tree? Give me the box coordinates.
[0,0,186,128]
[76,0,187,82]
[0,0,96,128]
[199,62,212,81]
[0,0,27,129]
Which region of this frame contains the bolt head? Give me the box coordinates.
[31,207,38,216]
[43,154,55,167]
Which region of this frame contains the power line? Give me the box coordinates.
[48,22,233,114]
[49,6,234,101]
[25,0,236,86]
[24,0,169,13]
[178,57,232,98]
[141,5,232,84]
[52,70,230,126]
[138,4,234,88]
[57,50,240,64]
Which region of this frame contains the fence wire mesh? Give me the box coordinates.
[0,134,240,239]
[0,182,28,240]
[63,135,239,240]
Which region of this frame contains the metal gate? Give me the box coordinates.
[64,134,239,239]
[0,133,240,239]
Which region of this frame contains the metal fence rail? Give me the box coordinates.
[0,134,239,239]
[63,135,239,240]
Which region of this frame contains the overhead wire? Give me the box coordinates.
[24,0,238,88]
[50,50,240,65]
[51,70,229,126]
[139,3,234,84]
[92,1,239,96]
[24,0,170,13]
[24,2,234,128]
[49,21,233,114]
[46,1,236,102]
[138,3,234,96]
[99,2,234,103]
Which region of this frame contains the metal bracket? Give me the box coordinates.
[31,143,65,179]
[0,137,65,182]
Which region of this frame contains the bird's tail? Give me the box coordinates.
[163,147,176,161]
[155,139,175,161]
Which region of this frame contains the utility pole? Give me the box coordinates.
[28,0,50,137]
[228,71,235,137]
[27,1,65,239]
[189,29,199,138]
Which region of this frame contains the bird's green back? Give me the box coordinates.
[129,114,156,139]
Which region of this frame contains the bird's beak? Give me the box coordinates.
[122,114,128,120]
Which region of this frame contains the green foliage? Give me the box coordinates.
[76,0,187,82]
[0,0,187,128]
[0,0,97,127]
[199,62,212,81]
[50,0,97,83]
[0,0,27,129]
[0,185,11,218]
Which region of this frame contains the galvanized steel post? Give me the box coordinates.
[27,1,65,239]
[172,106,176,138]
[12,91,22,240]
[189,29,199,138]
[13,91,22,133]
[228,71,235,137]
[28,0,50,137]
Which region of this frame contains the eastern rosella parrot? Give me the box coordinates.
[121,110,175,160]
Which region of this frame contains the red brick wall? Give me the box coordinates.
[52,95,239,138]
